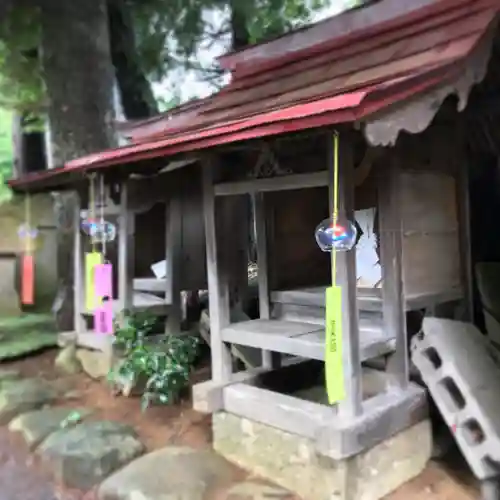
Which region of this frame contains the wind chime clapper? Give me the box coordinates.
[82,173,116,335]
[18,193,38,306]
[313,131,359,406]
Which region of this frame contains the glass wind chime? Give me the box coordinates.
[18,194,38,305]
[82,174,117,334]
[314,132,358,405]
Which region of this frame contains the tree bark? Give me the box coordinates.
[107,0,157,119]
[40,0,117,331]
[229,0,251,50]
[11,112,46,178]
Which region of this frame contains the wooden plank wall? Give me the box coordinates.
[128,164,208,291]
[399,170,461,297]
[267,187,330,290]
[396,129,462,298]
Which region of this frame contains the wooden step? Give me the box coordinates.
[272,302,383,328]
[271,287,464,312]
[271,287,384,312]
[220,318,395,362]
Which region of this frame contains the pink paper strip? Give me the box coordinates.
[94,263,113,299]
[94,301,114,334]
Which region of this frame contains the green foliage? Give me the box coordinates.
[0,107,13,203]
[0,0,345,114]
[157,93,182,113]
[0,6,44,113]
[130,0,333,88]
[109,311,200,411]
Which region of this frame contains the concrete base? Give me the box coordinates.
[213,412,432,500]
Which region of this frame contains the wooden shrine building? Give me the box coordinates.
[9,1,500,498]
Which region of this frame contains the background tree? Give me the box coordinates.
[0,0,348,328]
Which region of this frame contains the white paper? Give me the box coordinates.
[355,208,382,288]
[150,259,167,279]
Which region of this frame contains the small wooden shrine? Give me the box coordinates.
[8,1,500,498]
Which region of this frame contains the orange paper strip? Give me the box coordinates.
[21,254,35,305]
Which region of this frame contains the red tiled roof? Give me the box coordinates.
[9,0,500,191]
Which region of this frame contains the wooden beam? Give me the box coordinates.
[220,318,394,361]
[331,133,362,418]
[202,159,233,382]
[379,158,408,389]
[456,149,473,322]
[254,193,270,319]
[214,171,328,196]
[271,287,464,312]
[73,193,86,336]
[133,278,166,293]
[223,383,332,439]
[253,193,280,369]
[192,356,305,413]
[165,195,182,334]
[221,379,428,460]
[316,382,428,460]
[118,181,134,318]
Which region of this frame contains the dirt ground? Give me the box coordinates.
[0,349,481,500]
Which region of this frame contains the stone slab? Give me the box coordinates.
[213,412,432,500]
[0,378,58,424]
[0,369,21,385]
[9,407,92,449]
[98,446,235,500]
[37,420,145,490]
[55,345,82,375]
[76,349,111,379]
[226,480,292,499]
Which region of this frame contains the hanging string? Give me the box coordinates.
[99,174,106,258]
[25,193,31,254]
[330,132,340,287]
[88,173,97,252]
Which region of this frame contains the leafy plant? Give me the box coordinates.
[109,311,200,411]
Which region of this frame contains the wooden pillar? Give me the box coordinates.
[253,192,280,369]
[118,180,134,317]
[73,192,86,335]
[165,194,182,334]
[456,154,473,323]
[253,193,270,319]
[330,132,362,418]
[202,159,232,382]
[379,157,408,389]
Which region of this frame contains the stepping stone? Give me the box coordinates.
[9,407,92,449]
[55,345,82,375]
[98,447,234,500]
[76,349,111,379]
[37,420,145,490]
[0,369,21,385]
[0,378,58,424]
[226,480,293,499]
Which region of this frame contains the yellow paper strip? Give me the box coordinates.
[85,251,103,311]
[325,285,345,404]
[325,132,345,405]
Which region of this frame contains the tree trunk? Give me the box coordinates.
[11,112,46,178]
[107,0,158,119]
[229,1,254,264]
[40,0,117,331]
[229,0,251,50]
